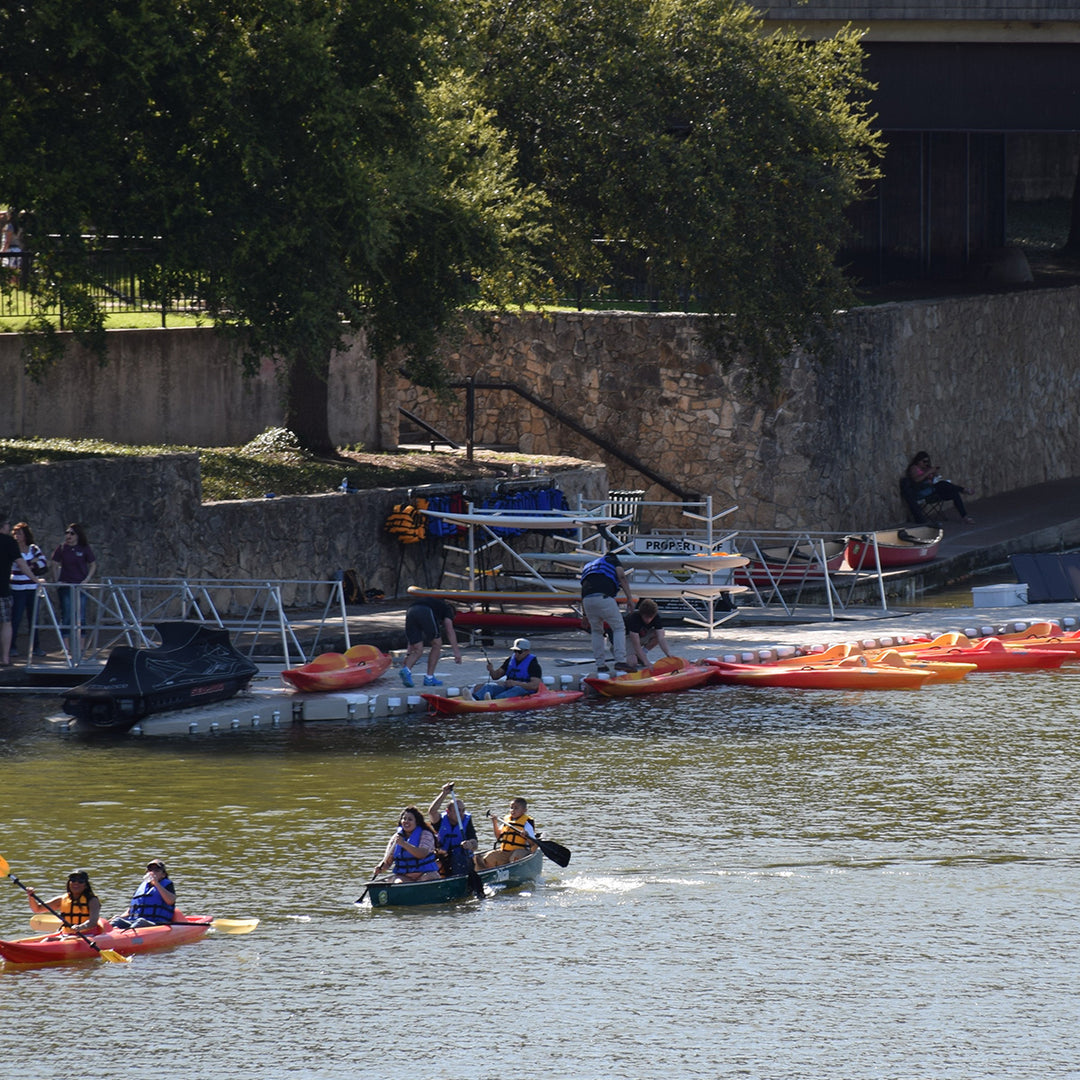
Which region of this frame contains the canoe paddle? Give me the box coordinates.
[29,913,259,935]
[487,813,572,868]
[0,854,130,963]
[450,787,486,901]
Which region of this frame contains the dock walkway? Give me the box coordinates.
[24,476,1080,734]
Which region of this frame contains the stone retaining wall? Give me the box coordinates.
[0,456,606,605]
[400,287,1080,531]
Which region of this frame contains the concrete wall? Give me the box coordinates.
[0,456,606,604]
[0,328,382,449]
[400,287,1080,533]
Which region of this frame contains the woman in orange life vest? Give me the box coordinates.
[27,869,102,934]
[375,806,442,882]
[474,797,538,870]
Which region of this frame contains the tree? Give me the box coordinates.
[0,0,546,451]
[459,0,883,385]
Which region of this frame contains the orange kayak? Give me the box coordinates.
[706,656,936,690]
[0,913,212,966]
[282,644,392,692]
[582,657,715,698]
[421,688,584,716]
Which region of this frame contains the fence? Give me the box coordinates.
[0,248,209,327]
[23,577,352,673]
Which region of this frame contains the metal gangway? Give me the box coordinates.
[23,577,354,674]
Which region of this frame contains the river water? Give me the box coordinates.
[1,668,1078,1079]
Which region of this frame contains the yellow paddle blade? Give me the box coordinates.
[344,644,382,664]
[211,917,259,934]
[0,854,9,876]
[98,948,132,963]
[29,913,62,932]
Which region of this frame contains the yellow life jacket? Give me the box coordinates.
[384,498,428,544]
[58,893,99,931]
[497,814,535,853]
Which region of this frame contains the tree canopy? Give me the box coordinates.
[0,0,881,449]
[0,0,547,449]
[459,0,883,383]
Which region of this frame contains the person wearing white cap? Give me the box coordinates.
[470,638,542,700]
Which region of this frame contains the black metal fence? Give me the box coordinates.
[0,248,209,327]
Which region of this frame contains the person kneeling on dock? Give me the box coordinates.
[625,600,674,670]
[470,639,541,700]
[375,807,441,882]
[428,782,478,877]
[474,797,538,870]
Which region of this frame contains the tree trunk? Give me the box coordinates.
[283,350,334,454]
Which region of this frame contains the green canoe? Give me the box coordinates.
[363,848,544,908]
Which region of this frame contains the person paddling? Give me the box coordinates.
[428,782,478,876]
[375,806,441,882]
[27,869,102,935]
[474,796,538,870]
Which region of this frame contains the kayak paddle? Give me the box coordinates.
[0,854,130,963]
[30,913,259,935]
[487,814,572,867]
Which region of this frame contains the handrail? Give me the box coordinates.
[24,577,352,673]
[450,375,700,501]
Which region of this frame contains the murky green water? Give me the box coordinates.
[2,670,1079,1079]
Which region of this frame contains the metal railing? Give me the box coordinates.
[24,578,353,673]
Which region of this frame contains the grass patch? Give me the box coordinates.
[0,433,585,502]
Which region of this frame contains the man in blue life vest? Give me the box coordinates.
[427,781,479,876]
[580,548,635,673]
[470,638,542,700]
[111,859,176,928]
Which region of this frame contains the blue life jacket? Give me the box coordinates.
[393,827,439,875]
[580,555,619,596]
[505,651,537,688]
[437,812,472,854]
[128,877,175,924]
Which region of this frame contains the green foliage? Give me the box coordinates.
[459,0,884,386]
[0,0,547,445]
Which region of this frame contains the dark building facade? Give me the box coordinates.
[760,3,1080,282]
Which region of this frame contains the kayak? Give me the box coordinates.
[883,633,1071,672]
[706,656,936,690]
[0,912,213,966]
[362,848,544,908]
[583,657,716,698]
[421,688,584,716]
[282,644,392,692]
[751,643,975,683]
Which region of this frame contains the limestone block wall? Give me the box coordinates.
[0,327,381,450]
[0,456,606,603]
[399,287,1080,532]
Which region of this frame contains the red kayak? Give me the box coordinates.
[0,912,213,966]
[583,657,715,698]
[898,635,1069,672]
[421,688,584,716]
[282,644,392,692]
